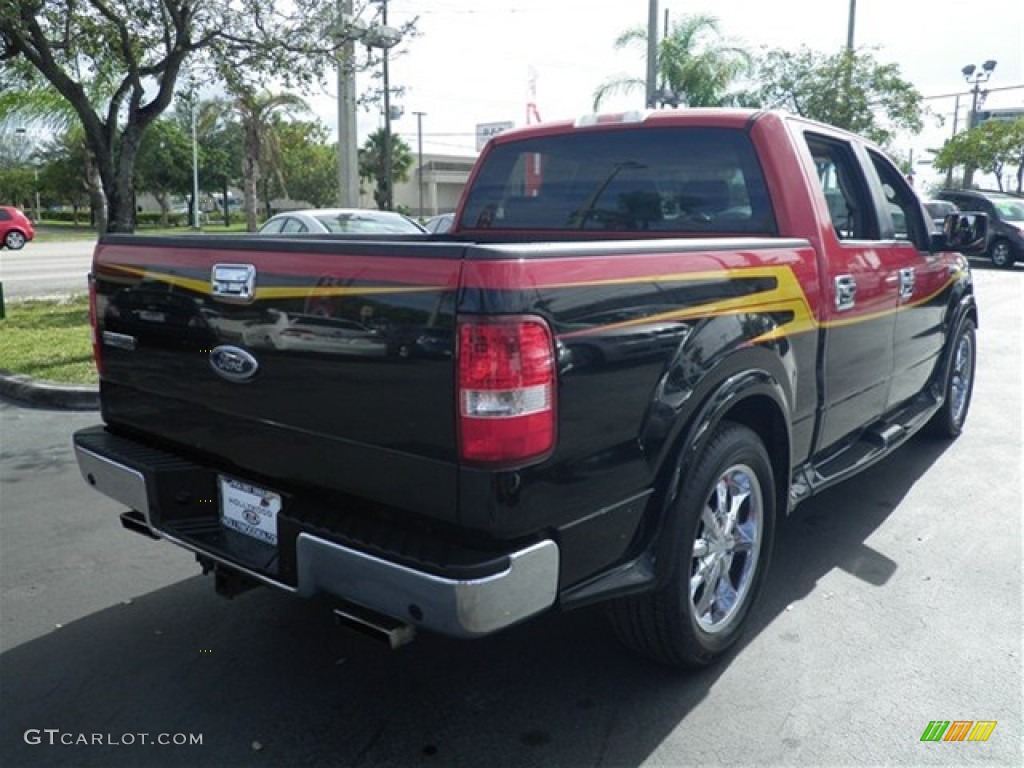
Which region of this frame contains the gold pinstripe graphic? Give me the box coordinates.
[557,265,960,344]
[102,264,439,298]
[101,261,961,344]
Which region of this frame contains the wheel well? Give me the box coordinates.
[720,395,790,517]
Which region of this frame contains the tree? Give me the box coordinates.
[37,127,94,222]
[358,128,413,211]
[211,88,310,231]
[134,118,194,225]
[270,120,338,209]
[593,13,751,110]
[0,1,360,233]
[742,47,923,147]
[0,72,108,227]
[933,119,1024,192]
[199,119,244,227]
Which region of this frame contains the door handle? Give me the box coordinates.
[898,267,915,300]
[834,275,857,311]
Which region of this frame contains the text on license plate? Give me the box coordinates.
[219,476,280,545]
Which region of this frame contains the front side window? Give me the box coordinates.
[993,198,1024,221]
[459,127,776,235]
[868,149,929,249]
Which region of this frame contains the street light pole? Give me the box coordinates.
[945,92,962,188]
[190,80,200,230]
[961,60,997,189]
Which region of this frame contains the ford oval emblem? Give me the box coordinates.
[209,345,259,383]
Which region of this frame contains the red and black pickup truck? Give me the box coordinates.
[74,109,985,668]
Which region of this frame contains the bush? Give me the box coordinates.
[44,209,91,223]
[136,211,189,228]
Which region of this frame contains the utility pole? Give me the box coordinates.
[646,0,658,108]
[337,0,360,207]
[846,0,856,51]
[381,0,393,211]
[945,93,961,188]
[414,111,426,216]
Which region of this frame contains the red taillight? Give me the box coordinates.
[88,273,103,376]
[457,317,556,465]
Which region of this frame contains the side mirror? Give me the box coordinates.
[932,212,987,253]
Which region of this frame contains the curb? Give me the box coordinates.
[0,372,99,410]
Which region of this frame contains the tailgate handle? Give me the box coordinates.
[211,264,256,304]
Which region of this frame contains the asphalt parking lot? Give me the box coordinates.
[0,266,1020,768]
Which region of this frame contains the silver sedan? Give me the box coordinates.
[259,208,426,235]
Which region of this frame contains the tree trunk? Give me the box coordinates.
[222,179,230,228]
[106,129,144,233]
[243,121,261,232]
[84,148,107,234]
[156,192,171,227]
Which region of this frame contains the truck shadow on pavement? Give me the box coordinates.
[1,436,953,768]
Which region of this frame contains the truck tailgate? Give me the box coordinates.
[92,235,464,523]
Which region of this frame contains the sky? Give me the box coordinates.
[311,0,1024,191]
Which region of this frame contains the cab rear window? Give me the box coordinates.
[459,127,776,235]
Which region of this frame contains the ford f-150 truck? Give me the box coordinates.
[73,109,985,667]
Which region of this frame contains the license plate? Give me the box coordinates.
[219,476,280,546]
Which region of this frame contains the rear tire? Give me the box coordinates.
[989,239,1016,269]
[925,319,976,438]
[609,422,775,668]
[4,230,26,250]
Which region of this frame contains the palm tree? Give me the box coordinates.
[216,88,310,231]
[358,128,413,211]
[0,80,109,230]
[593,13,751,111]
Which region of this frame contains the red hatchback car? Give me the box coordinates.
[0,206,36,250]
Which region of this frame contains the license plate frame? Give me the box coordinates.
[218,476,281,546]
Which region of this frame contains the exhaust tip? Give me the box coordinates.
[333,603,417,649]
[119,510,160,540]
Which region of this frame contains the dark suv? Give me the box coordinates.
[934,189,1024,268]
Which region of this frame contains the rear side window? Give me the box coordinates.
[803,133,877,241]
[459,127,776,235]
[280,217,308,234]
[0,210,11,221]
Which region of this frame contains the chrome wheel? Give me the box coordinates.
[690,463,764,635]
[949,331,974,427]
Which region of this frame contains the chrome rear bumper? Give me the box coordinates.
[74,431,559,638]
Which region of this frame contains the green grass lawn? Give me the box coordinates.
[33,221,250,241]
[1,296,98,385]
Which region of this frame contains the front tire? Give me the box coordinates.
[609,422,776,668]
[926,319,976,438]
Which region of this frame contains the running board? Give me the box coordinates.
[790,394,939,507]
